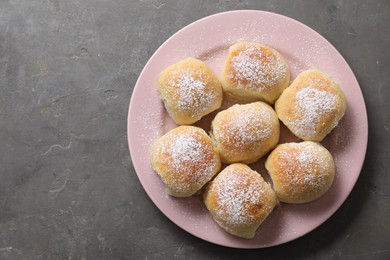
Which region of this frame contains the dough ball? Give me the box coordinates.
[203,163,277,239]
[265,141,335,204]
[220,42,290,104]
[211,102,280,164]
[158,58,223,125]
[275,69,346,142]
[151,126,221,197]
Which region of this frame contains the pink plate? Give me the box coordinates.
[127,10,368,248]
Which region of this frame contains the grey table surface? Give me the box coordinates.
[1,0,389,259]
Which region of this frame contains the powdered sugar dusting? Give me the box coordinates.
[169,71,216,118]
[156,128,219,194]
[166,134,206,170]
[214,168,266,225]
[229,45,288,90]
[217,104,274,151]
[277,143,330,191]
[294,86,338,136]
[289,33,334,77]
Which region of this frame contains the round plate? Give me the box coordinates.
[127,10,368,248]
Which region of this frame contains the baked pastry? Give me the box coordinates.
[151,126,221,197]
[265,141,335,204]
[211,102,280,164]
[275,69,346,142]
[157,58,223,125]
[220,42,290,104]
[203,163,277,239]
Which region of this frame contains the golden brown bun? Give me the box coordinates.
[275,69,346,142]
[157,58,223,125]
[203,163,277,239]
[151,126,221,197]
[211,102,280,164]
[265,141,335,204]
[220,42,290,104]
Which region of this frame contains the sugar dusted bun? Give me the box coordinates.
[211,102,280,164]
[203,163,277,239]
[157,58,223,125]
[220,42,290,104]
[151,126,221,197]
[265,141,335,204]
[275,69,346,142]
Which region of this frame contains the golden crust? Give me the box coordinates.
[203,163,277,239]
[150,126,221,197]
[275,69,346,142]
[211,102,280,164]
[265,141,335,204]
[220,42,290,104]
[157,58,223,125]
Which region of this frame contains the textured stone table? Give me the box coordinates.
[1,0,389,259]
